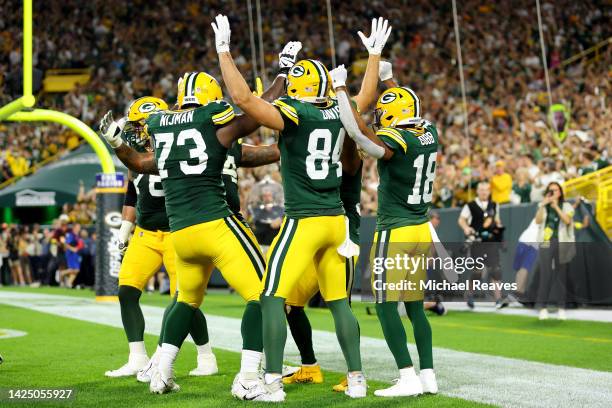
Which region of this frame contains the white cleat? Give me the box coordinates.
[189,353,219,376]
[137,359,157,383]
[246,378,286,402]
[375,371,423,397]
[105,354,149,378]
[420,369,438,394]
[149,366,179,394]
[557,308,567,320]
[231,372,265,400]
[539,309,549,320]
[345,373,367,398]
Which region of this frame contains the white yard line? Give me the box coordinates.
[1,291,611,408]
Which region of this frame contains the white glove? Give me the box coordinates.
[99,110,125,149]
[379,60,393,81]
[211,14,231,53]
[358,17,392,56]
[329,64,347,89]
[118,220,133,257]
[278,41,302,75]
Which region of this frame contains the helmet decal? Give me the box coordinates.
[290,65,305,77]
[380,92,397,104]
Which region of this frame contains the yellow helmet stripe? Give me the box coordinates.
[211,106,235,125]
[314,60,328,99]
[377,128,407,153]
[403,87,421,118]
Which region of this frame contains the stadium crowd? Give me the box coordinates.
[0,0,610,213]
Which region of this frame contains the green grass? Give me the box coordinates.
[0,303,489,408]
[3,286,612,372]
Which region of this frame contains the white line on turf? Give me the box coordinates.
[1,291,611,408]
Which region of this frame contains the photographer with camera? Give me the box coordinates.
[458,182,507,309]
[534,182,575,320]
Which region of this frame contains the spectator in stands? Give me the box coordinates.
[534,182,575,320]
[491,161,513,204]
[512,168,532,204]
[59,223,83,288]
[0,224,10,285]
[18,228,32,285]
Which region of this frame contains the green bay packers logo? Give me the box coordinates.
[290,65,305,77]
[380,92,397,104]
[138,102,157,113]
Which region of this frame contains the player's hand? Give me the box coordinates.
[379,60,393,81]
[329,65,347,89]
[358,17,392,55]
[118,241,128,258]
[212,14,231,53]
[278,41,302,75]
[99,110,124,149]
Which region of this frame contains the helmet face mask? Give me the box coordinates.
[286,60,330,104]
[177,72,223,109]
[124,96,168,152]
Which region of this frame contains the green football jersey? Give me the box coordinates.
[133,173,170,231]
[120,127,170,232]
[341,161,362,244]
[376,122,439,231]
[146,101,236,232]
[223,140,243,217]
[272,96,345,218]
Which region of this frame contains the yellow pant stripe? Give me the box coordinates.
[224,216,265,278]
[265,218,298,296]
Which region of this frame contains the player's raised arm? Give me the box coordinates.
[216,41,302,147]
[353,17,392,112]
[99,111,159,175]
[330,66,394,160]
[239,143,280,167]
[213,14,285,131]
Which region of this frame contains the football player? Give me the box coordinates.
[100,42,300,398]
[103,96,218,381]
[213,14,391,401]
[331,63,440,397]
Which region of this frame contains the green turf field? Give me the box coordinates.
[1,287,611,407]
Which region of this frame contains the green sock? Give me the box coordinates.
[285,306,316,365]
[375,301,412,368]
[118,285,145,342]
[327,298,362,371]
[162,301,196,347]
[189,308,209,346]
[241,301,263,351]
[261,295,286,373]
[405,301,433,369]
[158,294,177,346]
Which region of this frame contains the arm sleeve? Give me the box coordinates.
[336,90,385,159]
[124,180,137,207]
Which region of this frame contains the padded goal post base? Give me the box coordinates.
[94,173,126,301]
